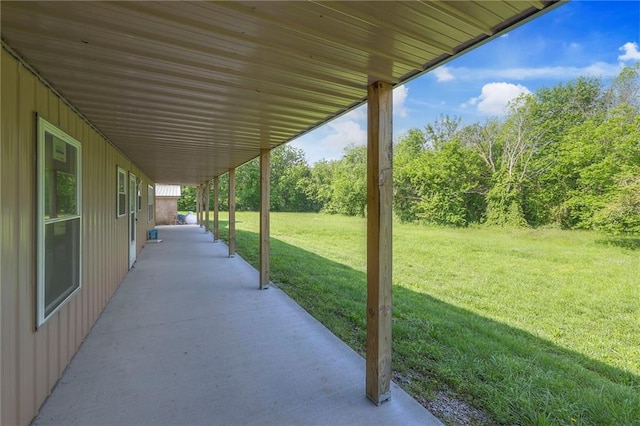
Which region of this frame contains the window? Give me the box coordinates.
[117,167,126,217]
[37,116,82,327]
[148,185,155,222]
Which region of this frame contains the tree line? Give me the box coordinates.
[179,65,639,234]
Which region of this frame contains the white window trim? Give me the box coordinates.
[37,115,82,328]
[137,179,143,212]
[148,185,155,222]
[117,166,127,218]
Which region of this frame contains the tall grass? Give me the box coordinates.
[213,212,639,425]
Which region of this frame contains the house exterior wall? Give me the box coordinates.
[1,48,155,425]
[156,197,179,225]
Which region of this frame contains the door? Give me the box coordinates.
[129,173,137,268]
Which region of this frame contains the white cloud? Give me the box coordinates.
[433,65,455,82]
[290,85,408,163]
[464,82,532,116]
[393,85,409,117]
[445,62,623,81]
[337,85,408,121]
[323,119,366,148]
[290,117,366,164]
[343,105,366,121]
[619,42,640,61]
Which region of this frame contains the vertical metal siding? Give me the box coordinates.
[1,49,155,425]
[33,72,50,414]
[1,47,20,426]
[17,63,37,423]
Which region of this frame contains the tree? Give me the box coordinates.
[459,119,502,175]
[605,63,640,112]
[177,185,196,211]
[393,122,487,226]
[270,145,315,212]
[203,144,316,213]
[424,114,462,149]
[235,159,260,211]
[209,174,229,211]
[485,95,542,226]
[522,77,607,226]
[306,159,338,212]
[394,129,429,222]
[556,107,640,231]
[324,144,367,216]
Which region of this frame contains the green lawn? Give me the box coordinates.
[211,212,639,425]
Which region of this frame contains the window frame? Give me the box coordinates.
[116,167,127,218]
[137,179,143,212]
[148,185,155,222]
[37,115,83,328]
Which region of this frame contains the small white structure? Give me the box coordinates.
[155,184,182,225]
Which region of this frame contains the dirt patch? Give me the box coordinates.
[393,371,493,426]
[424,391,493,426]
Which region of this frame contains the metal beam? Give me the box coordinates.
[366,80,393,405]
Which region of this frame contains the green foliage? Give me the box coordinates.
[593,172,640,234]
[183,145,318,213]
[270,145,317,212]
[322,144,368,217]
[555,108,640,232]
[394,131,487,226]
[177,185,196,211]
[305,159,338,210]
[215,173,229,211]
[234,158,260,211]
[523,77,608,226]
[225,144,318,212]
[394,129,429,222]
[396,67,637,232]
[190,67,639,234]
[606,63,640,112]
[485,174,528,227]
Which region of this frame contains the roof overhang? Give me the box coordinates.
[1,1,563,184]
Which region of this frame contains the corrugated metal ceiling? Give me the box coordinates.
[1,1,561,184]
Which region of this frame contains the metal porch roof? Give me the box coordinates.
[155,184,182,198]
[1,1,561,184]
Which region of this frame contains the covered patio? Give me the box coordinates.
[33,225,440,425]
[2,2,562,424]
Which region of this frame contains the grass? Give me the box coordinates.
[211,212,639,425]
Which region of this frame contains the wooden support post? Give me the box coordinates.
[196,184,202,227]
[228,168,236,257]
[366,80,393,405]
[200,184,205,227]
[259,148,270,290]
[194,185,199,225]
[213,176,220,242]
[205,181,210,233]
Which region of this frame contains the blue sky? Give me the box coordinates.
[290,1,640,164]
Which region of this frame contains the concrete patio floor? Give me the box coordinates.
[34,225,442,425]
